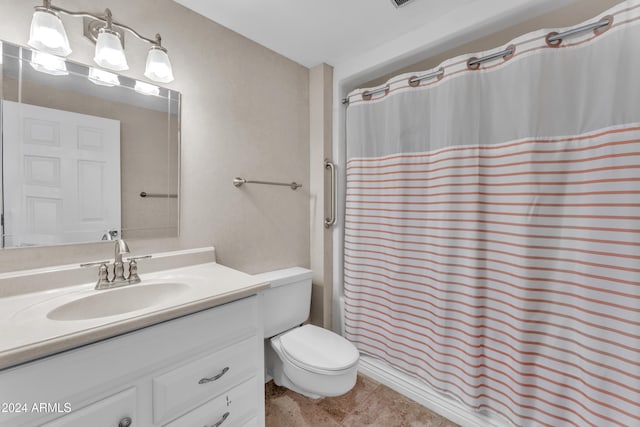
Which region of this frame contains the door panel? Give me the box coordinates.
[2,100,121,247]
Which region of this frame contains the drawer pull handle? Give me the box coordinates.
[205,411,229,427]
[198,367,229,384]
[118,417,132,427]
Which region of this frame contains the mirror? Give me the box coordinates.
[0,41,180,248]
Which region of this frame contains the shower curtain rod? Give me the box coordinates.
[466,45,514,69]
[409,68,444,85]
[341,15,612,105]
[546,16,611,44]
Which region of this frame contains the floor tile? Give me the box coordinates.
[265,374,460,427]
[316,373,380,422]
[265,381,341,427]
[341,384,457,427]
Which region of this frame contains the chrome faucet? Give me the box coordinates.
[80,239,151,290]
[113,239,130,282]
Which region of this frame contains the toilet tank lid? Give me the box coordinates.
[253,267,313,288]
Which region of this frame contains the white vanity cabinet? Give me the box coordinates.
[0,295,265,427]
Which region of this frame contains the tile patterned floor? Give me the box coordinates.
[265,374,460,427]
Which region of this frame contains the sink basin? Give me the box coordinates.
[47,282,191,321]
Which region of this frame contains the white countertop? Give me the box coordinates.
[0,262,269,370]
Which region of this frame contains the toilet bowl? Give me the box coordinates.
[268,324,359,398]
[256,267,359,399]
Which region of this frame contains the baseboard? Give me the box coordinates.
[358,356,507,427]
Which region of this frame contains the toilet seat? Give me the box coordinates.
[277,325,359,375]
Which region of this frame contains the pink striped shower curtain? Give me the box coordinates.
[343,2,640,426]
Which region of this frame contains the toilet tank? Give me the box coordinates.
[255,267,313,338]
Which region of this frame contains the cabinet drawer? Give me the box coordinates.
[163,376,258,427]
[42,387,136,427]
[239,416,259,427]
[153,336,258,422]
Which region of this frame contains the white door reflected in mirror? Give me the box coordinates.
[2,100,121,247]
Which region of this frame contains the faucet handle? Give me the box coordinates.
[80,261,111,289]
[125,255,152,262]
[125,255,151,284]
[80,260,111,268]
[97,264,109,286]
[127,259,141,284]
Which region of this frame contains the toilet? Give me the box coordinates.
[256,267,359,399]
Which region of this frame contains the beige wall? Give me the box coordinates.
[0,0,310,274]
[363,0,624,88]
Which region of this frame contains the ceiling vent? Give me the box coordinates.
[390,0,416,8]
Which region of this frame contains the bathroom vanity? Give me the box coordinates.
[0,250,269,427]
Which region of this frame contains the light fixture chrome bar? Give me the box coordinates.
[547,17,610,44]
[467,46,515,68]
[47,4,160,46]
[233,177,302,190]
[84,17,125,47]
[140,192,178,198]
[409,68,444,84]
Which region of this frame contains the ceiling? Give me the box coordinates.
[173,0,474,68]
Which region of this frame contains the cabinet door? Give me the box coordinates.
[41,387,136,427]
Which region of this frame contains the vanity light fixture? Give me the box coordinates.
[28,0,72,56]
[93,9,128,71]
[134,81,160,96]
[88,68,120,87]
[144,37,174,83]
[30,51,69,76]
[28,0,175,82]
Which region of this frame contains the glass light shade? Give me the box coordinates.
[28,10,72,57]
[30,51,69,76]
[144,46,174,83]
[134,81,160,96]
[88,68,120,87]
[94,29,128,71]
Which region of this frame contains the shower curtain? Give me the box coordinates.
[343,2,640,426]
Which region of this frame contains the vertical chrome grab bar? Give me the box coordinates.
[324,160,337,228]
